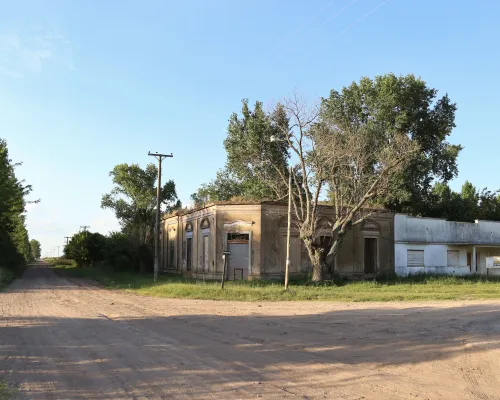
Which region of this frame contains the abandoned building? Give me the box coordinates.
[395,214,500,277]
[161,201,395,280]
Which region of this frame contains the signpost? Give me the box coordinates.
[485,256,500,278]
[221,251,230,289]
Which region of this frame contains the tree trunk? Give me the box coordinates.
[311,258,323,282]
[303,238,323,282]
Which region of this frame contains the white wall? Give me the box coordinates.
[395,243,471,276]
[395,214,500,245]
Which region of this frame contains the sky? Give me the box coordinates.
[1,0,499,257]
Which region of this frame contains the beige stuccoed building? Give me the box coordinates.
[161,201,395,280]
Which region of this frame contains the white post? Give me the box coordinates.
[472,246,477,274]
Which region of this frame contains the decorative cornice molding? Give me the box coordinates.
[224,220,254,228]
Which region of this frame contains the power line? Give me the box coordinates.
[302,0,361,41]
[332,0,390,40]
[305,0,391,59]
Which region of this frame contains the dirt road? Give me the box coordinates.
[1,266,500,399]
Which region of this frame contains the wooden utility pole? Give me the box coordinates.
[148,151,173,282]
[64,237,71,245]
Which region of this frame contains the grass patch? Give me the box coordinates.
[0,380,17,400]
[52,264,500,302]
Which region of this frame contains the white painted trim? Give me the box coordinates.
[223,220,254,228]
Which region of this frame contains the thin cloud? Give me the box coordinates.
[0,31,73,78]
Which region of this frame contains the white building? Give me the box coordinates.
[395,214,500,277]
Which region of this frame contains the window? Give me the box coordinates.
[407,250,424,267]
[202,235,209,271]
[169,239,175,267]
[447,250,459,267]
[186,237,192,271]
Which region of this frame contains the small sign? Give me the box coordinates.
[486,257,500,268]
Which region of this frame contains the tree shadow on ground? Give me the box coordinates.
[1,302,500,399]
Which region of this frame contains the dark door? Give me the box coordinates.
[364,238,377,274]
[186,237,192,271]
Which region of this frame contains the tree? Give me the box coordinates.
[101,163,181,245]
[192,100,290,204]
[0,138,34,271]
[267,93,418,281]
[426,181,500,223]
[64,231,107,267]
[30,239,41,260]
[191,169,244,206]
[101,163,180,273]
[323,74,460,215]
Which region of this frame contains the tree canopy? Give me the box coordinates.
[191,100,290,205]
[0,138,34,271]
[193,74,466,281]
[30,239,41,260]
[101,163,181,244]
[323,74,461,214]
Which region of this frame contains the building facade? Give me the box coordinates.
[395,214,500,276]
[162,202,394,280]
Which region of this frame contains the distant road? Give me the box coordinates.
[1,264,500,399]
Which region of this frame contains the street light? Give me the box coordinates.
[269,135,292,290]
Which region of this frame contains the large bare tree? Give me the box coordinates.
[272,94,418,281]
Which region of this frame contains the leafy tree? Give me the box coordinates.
[0,138,34,271]
[266,93,418,281]
[30,239,41,260]
[104,232,138,271]
[101,163,180,273]
[323,74,461,215]
[426,181,500,222]
[224,100,290,200]
[101,163,181,245]
[191,169,244,206]
[64,231,107,267]
[192,100,290,204]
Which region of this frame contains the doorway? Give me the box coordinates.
[364,237,378,274]
[227,233,250,280]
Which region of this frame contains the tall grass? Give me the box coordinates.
[52,264,500,302]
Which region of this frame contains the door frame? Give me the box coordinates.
[224,231,252,276]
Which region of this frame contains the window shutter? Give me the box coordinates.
[407,250,424,267]
[447,250,459,267]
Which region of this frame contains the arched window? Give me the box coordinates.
[200,218,211,272]
[200,218,210,230]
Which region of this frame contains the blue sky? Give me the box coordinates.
[1,0,499,256]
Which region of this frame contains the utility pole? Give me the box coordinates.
[80,225,90,233]
[57,246,60,258]
[148,151,173,282]
[64,237,71,245]
[285,166,292,290]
